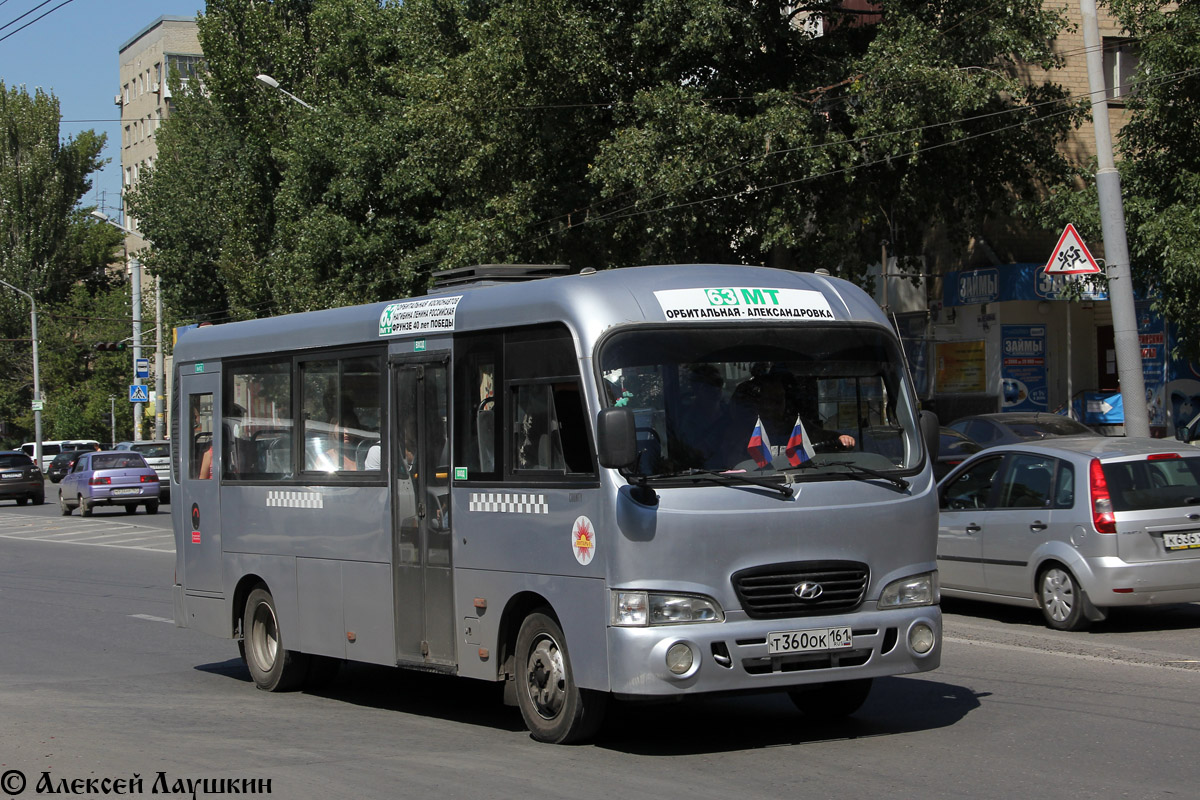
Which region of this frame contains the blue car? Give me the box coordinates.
[59,450,161,516]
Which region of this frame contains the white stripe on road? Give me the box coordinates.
[129,614,175,624]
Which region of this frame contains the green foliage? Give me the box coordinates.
[0,83,123,446]
[131,0,1082,325]
[1107,0,1200,360]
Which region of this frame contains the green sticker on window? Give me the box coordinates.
[415,339,427,352]
[454,467,468,481]
[195,363,205,373]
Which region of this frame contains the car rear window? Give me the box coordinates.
[1008,418,1095,439]
[0,454,32,469]
[1102,456,1200,511]
[93,454,148,470]
[132,444,170,459]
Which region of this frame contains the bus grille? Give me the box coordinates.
[732,561,869,619]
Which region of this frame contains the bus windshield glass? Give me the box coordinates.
[598,324,921,478]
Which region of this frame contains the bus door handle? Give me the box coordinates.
[964,523,981,534]
[1029,521,1047,532]
[417,502,426,519]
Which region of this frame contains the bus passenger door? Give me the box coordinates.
[178,371,223,594]
[392,359,455,667]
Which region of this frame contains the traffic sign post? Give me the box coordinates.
[129,385,149,403]
[1045,223,1101,275]
[135,358,150,379]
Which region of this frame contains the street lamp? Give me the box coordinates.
[255,73,315,110]
[0,278,42,468]
[91,210,164,440]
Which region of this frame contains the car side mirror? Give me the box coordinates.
[920,410,940,461]
[597,407,637,469]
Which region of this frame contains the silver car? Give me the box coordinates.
[937,436,1200,630]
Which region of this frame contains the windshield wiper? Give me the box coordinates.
[646,468,793,499]
[821,461,910,492]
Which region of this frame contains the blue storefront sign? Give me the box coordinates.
[1001,325,1048,412]
[944,264,1107,307]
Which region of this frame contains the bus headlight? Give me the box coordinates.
[610,591,725,626]
[878,572,940,609]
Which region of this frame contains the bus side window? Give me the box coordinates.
[553,384,592,474]
[454,336,500,481]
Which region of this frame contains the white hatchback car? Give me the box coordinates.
[938,436,1200,630]
[114,440,171,501]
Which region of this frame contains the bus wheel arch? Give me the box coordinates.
[513,605,608,744]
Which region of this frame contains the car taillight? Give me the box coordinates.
[89,476,111,486]
[140,475,156,482]
[1089,458,1116,534]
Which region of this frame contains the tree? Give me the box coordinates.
[0,82,121,446]
[133,0,1083,324]
[1108,0,1200,360]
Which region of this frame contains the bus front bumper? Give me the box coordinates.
[605,604,941,698]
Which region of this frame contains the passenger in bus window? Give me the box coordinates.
[735,367,855,456]
[325,410,361,471]
[674,364,735,469]
[192,407,213,479]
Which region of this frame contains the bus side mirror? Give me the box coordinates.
[597,407,637,469]
[920,410,940,461]
[1177,425,1193,444]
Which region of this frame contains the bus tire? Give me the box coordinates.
[515,610,606,744]
[788,678,873,720]
[243,587,309,691]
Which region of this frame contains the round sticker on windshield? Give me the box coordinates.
[572,516,596,566]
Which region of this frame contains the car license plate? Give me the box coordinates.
[1,472,21,480]
[1163,531,1200,550]
[110,488,140,496]
[767,626,853,655]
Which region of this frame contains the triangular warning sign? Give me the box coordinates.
[1045,223,1101,275]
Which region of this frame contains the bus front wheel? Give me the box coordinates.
[515,610,606,744]
[242,587,309,691]
[788,678,873,720]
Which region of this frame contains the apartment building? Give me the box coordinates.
[117,15,203,254]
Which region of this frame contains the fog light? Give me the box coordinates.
[909,622,935,654]
[666,642,694,675]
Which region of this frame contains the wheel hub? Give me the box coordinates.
[525,635,566,720]
[1042,569,1074,622]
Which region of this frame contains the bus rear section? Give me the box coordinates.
[170,264,941,744]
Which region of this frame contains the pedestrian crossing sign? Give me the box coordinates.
[129,384,149,403]
[1045,223,1102,275]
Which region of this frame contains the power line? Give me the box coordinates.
[0,0,76,43]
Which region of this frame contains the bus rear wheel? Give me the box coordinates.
[514,610,606,744]
[243,587,309,691]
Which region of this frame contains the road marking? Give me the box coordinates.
[129,614,175,624]
[0,513,173,552]
[945,635,1200,673]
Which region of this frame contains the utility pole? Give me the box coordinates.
[1080,0,1150,437]
[155,275,164,439]
[0,279,41,466]
[131,255,143,441]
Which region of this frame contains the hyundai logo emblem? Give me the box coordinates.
[794,582,824,600]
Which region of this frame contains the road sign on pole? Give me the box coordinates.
[135,357,149,379]
[129,384,149,403]
[1045,223,1102,275]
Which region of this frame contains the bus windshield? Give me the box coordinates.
[598,325,921,479]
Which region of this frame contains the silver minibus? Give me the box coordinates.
[171,263,941,743]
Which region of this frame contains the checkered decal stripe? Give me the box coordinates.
[468,492,549,515]
[266,491,324,509]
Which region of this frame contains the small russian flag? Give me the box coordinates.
[747,417,773,469]
[785,415,813,467]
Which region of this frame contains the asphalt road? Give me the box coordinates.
[1,495,1197,799]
